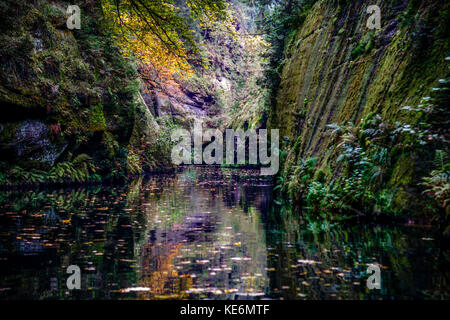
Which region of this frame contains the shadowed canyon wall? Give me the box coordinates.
[269,0,449,214]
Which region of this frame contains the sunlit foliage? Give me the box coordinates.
[101,0,230,81]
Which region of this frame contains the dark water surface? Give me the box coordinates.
[0,167,448,299]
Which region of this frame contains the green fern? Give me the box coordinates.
[434,150,447,171]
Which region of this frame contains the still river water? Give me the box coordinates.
[0,167,448,300]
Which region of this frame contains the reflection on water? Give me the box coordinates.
[0,167,448,300]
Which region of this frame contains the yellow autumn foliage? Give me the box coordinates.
[101,0,231,82]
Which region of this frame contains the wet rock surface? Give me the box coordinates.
[13,120,65,165]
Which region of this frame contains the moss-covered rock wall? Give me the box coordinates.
[269,0,449,215]
[0,0,171,185]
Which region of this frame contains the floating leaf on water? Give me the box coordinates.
[120,287,151,293]
[196,259,210,264]
[298,259,320,265]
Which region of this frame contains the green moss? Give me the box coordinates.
[0,123,18,143]
[392,190,415,214]
[314,169,326,183]
[87,104,106,132]
[350,32,375,61]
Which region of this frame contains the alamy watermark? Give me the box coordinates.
[170,120,279,176]
[367,5,381,30]
[66,265,81,290]
[366,264,381,290]
[66,5,81,30]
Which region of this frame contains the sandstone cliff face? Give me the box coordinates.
[138,0,268,132]
[269,0,449,213]
[0,0,170,183]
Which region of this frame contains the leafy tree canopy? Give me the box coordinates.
[101,0,230,79]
